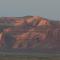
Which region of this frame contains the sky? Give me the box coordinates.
[0,0,60,20]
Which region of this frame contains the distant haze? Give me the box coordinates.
[0,0,60,20]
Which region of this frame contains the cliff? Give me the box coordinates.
[0,16,60,50]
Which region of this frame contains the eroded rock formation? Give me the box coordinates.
[0,16,60,49]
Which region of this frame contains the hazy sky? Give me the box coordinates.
[0,0,60,20]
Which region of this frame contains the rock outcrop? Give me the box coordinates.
[0,16,60,49]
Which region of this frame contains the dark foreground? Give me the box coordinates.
[0,48,60,56]
[0,48,60,60]
[0,54,60,60]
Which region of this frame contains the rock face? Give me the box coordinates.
[0,16,60,50]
